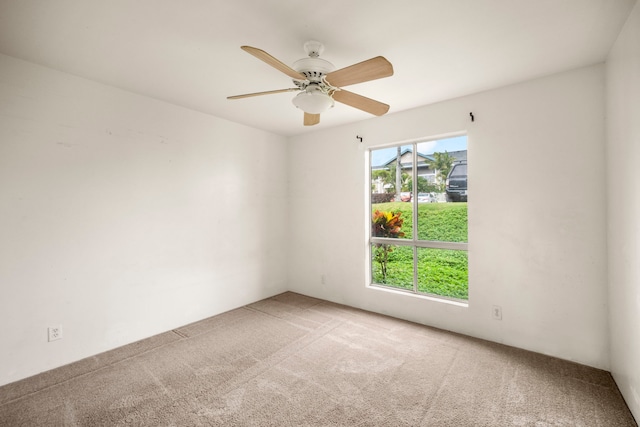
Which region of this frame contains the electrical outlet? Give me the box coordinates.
[321,274,326,284]
[492,305,502,320]
[48,325,63,342]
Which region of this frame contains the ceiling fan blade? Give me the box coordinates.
[325,56,393,88]
[332,90,390,116]
[227,88,299,99]
[241,46,306,80]
[304,113,320,126]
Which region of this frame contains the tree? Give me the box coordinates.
[407,176,438,193]
[372,169,391,192]
[429,151,456,191]
[372,166,410,194]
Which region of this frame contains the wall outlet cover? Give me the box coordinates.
[48,326,63,342]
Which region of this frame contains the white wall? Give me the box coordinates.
[0,40,624,398]
[607,1,640,420]
[288,64,609,369]
[0,53,289,386]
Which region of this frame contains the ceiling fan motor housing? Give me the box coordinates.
[292,57,335,82]
[292,40,335,84]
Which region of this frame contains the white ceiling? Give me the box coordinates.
[0,0,635,136]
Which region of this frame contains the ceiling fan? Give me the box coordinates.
[227,41,394,126]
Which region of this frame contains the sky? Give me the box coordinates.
[371,135,467,167]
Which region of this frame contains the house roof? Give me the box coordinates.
[381,149,434,167]
[379,149,467,168]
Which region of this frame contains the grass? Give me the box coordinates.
[371,201,468,300]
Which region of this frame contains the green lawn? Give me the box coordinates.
[371,202,468,300]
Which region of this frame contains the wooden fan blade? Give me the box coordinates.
[332,90,390,116]
[304,113,320,126]
[227,88,299,99]
[241,46,306,80]
[325,56,393,88]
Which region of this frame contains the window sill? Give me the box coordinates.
[367,284,469,308]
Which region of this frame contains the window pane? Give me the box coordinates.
[416,136,467,242]
[371,144,413,239]
[417,248,468,300]
[371,244,414,290]
[417,203,467,242]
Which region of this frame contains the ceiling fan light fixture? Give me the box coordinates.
[292,87,334,114]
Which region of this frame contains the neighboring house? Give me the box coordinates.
[372,149,467,193]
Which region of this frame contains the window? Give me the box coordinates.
[369,135,468,301]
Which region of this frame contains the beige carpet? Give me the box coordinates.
[0,292,636,426]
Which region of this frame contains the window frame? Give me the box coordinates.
[368,135,468,302]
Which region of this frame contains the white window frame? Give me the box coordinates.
[367,135,468,302]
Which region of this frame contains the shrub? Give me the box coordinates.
[372,210,405,283]
[371,193,396,204]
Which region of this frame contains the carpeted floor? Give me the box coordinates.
[0,292,636,426]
